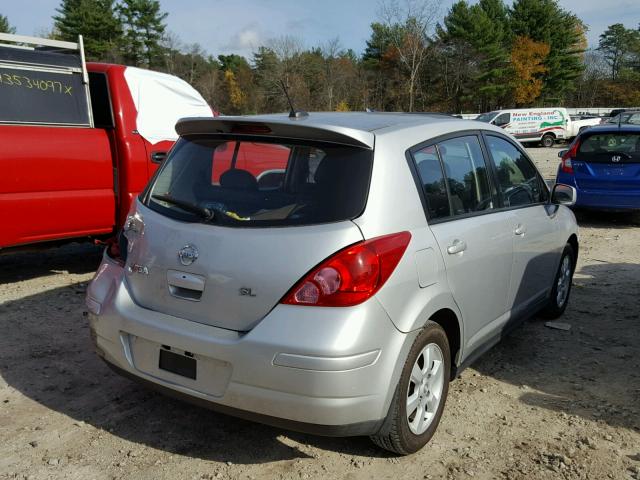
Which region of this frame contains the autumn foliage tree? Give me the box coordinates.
[511,36,550,106]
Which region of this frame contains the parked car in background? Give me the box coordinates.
[476,107,572,147]
[87,112,579,454]
[556,124,640,213]
[0,33,213,252]
[604,110,640,126]
[568,115,602,136]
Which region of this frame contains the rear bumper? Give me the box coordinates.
[555,172,640,210]
[574,189,640,210]
[87,252,416,435]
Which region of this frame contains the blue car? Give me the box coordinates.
[556,125,640,211]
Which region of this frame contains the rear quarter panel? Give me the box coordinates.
[353,125,465,344]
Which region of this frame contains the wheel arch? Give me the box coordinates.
[427,308,462,381]
[567,233,579,269]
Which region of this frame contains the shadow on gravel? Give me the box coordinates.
[474,259,640,433]
[573,209,640,229]
[0,250,384,463]
[0,243,103,284]
[1,236,638,462]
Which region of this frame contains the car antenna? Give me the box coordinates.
[280,80,308,119]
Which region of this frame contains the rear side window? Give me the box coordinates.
[578,133,640,162]
[485,135,547,206]
[0,46,91,126]
[88,72,114,128]
[413,145,450,219]
[412,135,494,220]
[438,136,494,215]
[147,137,373,227]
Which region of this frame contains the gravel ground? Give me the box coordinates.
[1,147,640,480]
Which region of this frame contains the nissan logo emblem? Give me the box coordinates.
[178,244,199,266]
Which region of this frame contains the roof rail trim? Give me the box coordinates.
[0,33,79,51]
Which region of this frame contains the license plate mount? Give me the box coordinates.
[159,348,196,380]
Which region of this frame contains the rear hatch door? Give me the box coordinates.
[574,131,640,191]
[124,134,373,332]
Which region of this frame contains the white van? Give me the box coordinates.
[476,108,570,147]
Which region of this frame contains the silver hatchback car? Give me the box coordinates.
[87,112,579,454]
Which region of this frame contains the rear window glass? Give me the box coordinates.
[578,133,640,162]
[0,46,91,126]
[146,137,373,227]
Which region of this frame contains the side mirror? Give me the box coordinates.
[550,183,576,206]
[558,150,568,158]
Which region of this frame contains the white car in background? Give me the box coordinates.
[568,115,602,137]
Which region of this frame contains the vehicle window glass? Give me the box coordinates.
[629,114,640,125]
[494,113,510,126]
[88,72,114,128]
[147,137,373,227]
[476,111,498,123]
[578,133,640,162]
[413,145,450,219]
[0,47,91,126]
[485,136,546,207]
[438,136,494,216]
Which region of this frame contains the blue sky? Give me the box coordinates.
[3,0,640,58]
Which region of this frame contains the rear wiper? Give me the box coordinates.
[151,194,214,221]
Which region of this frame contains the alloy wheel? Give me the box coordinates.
[556,254,572,307]
[406,343,445,435]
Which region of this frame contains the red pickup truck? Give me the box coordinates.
[0,33,213,251]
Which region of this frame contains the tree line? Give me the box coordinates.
[1,0,639,114]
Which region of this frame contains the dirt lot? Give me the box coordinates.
[1,146,639,480]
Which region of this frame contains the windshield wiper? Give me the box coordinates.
[151,194,214,221]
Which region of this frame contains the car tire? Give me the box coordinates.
[370,321,450,455]
[540,243,575,319]
[541,133,555,148]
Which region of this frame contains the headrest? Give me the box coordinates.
[220,169,258,191]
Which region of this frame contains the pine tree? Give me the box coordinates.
[598,24,640,80]
[0,14,16,34]
[509,0,584,104]
[439,0,511,111]
[118,0,168,68]
[53,0,122,60]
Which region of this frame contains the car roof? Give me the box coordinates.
[176,112,471,149]
[218,112,460,133]
[580,124,640,134]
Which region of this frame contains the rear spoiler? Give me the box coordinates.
[175,117,375,150]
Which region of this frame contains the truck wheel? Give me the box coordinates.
[541,134,555,148]
[540,243,575,319]
[370,321,450,455]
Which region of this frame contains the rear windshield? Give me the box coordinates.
[578,133,640,162]
[145,136,373,227]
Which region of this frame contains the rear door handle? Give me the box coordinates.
[514,224,527,236]
[447,239,467,255]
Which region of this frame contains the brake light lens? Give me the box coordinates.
[561,140,579,174]
[281,231,411,307]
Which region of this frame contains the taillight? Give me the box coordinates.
[281,231,411,307]
[561,140,580,174]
